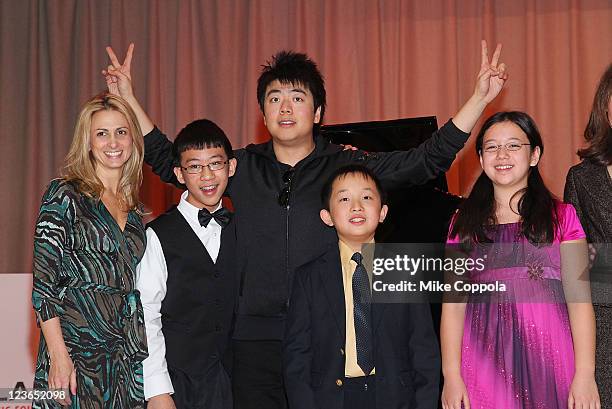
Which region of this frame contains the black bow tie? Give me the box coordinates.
[198,207,232,228]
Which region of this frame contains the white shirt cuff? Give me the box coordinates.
[144,371,174,401]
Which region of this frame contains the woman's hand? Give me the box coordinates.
[48,350,77,406]
[441,374,470,409]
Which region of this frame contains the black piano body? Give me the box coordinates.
[321,116,462,244]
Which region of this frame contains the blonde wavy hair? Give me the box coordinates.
[62,93,144,211]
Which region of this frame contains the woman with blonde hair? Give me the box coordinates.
[32,92,147,408]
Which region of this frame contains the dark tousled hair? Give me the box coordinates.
[578,64,612,165]
[451,111,559,245]
[172,119,234,165]
[321,164,387,210]
[257,51,327,131]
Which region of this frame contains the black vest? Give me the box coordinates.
[147,206,238,375]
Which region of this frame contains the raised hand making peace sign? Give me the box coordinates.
[102,43,154,134]
[475,40,508,103]
[102,43,134,100]
[450,40,509,133]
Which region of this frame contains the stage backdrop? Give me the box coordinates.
[1,0,611,395]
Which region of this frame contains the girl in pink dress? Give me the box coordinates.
[440,111,599,409]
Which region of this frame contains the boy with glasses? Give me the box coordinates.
[105,42,508,409]
[136,119,238,409]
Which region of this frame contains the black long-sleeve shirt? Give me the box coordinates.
[143,120,469,340]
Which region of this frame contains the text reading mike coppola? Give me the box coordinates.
[360,242,595,304]
[371,253,498,293]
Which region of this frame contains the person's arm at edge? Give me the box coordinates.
[32,180,77,406]
[563,168,584,220]
[563,167,601,279]
[136,228,176,404]
[565,296,599,408]
[440,229,470,409]
[440,302,470,409]
[561,237,600,408]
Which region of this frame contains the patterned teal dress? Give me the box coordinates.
[32,179,147,408]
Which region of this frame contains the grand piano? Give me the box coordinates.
[321,116,462,244]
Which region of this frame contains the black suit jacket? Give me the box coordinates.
[283,244,440,409]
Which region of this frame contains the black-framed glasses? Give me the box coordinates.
[482,143,531,154]
[278,168,295,208]
[181,160,229,174]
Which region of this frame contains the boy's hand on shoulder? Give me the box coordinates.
[148,393,177,409]
[340,143,358,151]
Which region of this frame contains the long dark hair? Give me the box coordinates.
[578,64,612,165]
[451,111,559,245]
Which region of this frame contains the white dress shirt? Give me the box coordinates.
[136,191,223,400]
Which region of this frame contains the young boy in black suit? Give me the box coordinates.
[136,119,238,409]
[283,164,440,409]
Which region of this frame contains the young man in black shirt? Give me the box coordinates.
[104,41,508,409]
